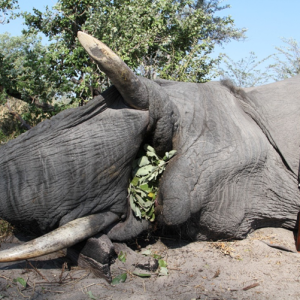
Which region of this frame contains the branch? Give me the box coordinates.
[5,103,32,131]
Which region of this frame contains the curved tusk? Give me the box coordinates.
[77,31,149,110]
[0,212,119,262]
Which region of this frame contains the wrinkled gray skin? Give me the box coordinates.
[0,33,300,250]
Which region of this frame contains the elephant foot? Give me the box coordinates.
[67,233,116,282]
[67,234,159,282]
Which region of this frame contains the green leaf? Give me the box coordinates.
[167,150,177,158]
[135,194,152,209]
[147,172,159,182]
[146,151,159,160]
[139,183,152,193]
[87,291,97,300]
[148,192,155,199]
[129,145,176,222]
[135,188,147,197]
[150,213,155,222]
[138,156,150,167]
[141,249,152,256]
[131,176,139,186]
[152,254,162,259]
[130,195,142,219]
[118,251,126,263]
[144,144,155,153]
[158,259,167,268]
[135,165,156,177]
[13,277,26,288]
[111,273,127,285]
[132,272,151,277]
[159,267,169,276]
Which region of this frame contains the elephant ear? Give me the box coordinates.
[77,31,149,110]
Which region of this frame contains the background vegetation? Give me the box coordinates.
[0,0,299,145]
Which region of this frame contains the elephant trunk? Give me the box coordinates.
[0,212,119,262]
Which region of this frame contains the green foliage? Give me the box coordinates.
[132,272,151,277]
[111,273,127,285]
[21,102,69,127]
[129,144,176,222]
[0,32,73,105]
[0,97,70,145]
[218,52,273,87]
[118,251,126,263]
[0,219,14,238]
[13,277,27,288]
[87,291,96,300]
[0,0,18,24]
[1,0,244,139]
[158,259,169,276]
[142,249,169,275]
[22,0,244,98]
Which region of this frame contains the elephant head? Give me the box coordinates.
[0,32,300,262]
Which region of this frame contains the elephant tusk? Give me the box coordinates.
[0,212,119,262]
[77,31,149,110]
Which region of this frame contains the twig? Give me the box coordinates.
[213,269,220,278]
[17,286,30,298]
[27,261,48,282]
[5,102,32,130]
[59,262,68,284]
[83,283,96,289]
[243,283,260,291]
[61,271,90,286]
[262,241,297,253]
[0,275,11,281]
[168,267,182,271]
[142,279,146,292]
[44,290,64,293]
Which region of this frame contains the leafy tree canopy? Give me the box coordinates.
[0,0,18,24]
[1,0,246,143]
[0,32,72,106]
[21,0,245,103]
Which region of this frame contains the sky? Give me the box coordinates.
[214,0,300,64]
[1,0,300,81]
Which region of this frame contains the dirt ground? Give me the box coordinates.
[0,227,299,300]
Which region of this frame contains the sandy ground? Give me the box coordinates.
[0,227,300,300]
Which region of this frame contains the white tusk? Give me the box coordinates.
[0,212,119,262]
[77,31,149,110]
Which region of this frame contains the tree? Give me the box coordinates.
[1,0,245,143]
[22,0,245,103]
[270,38,300,81]
[0,0,18,24]
[218,52,273,87]
[0,32,70,142]
[0,32,73,106]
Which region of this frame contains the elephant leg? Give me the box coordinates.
[67,233,116,282]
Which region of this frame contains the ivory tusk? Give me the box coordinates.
[0,212,119,262]
[77,31,149,110]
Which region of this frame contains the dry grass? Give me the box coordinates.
[210,241,236,256]
[0,219,14,241]
[0,97,29,145]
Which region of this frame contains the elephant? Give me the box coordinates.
[0,32,300,264]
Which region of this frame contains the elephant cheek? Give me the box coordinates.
[158,175,191,226]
